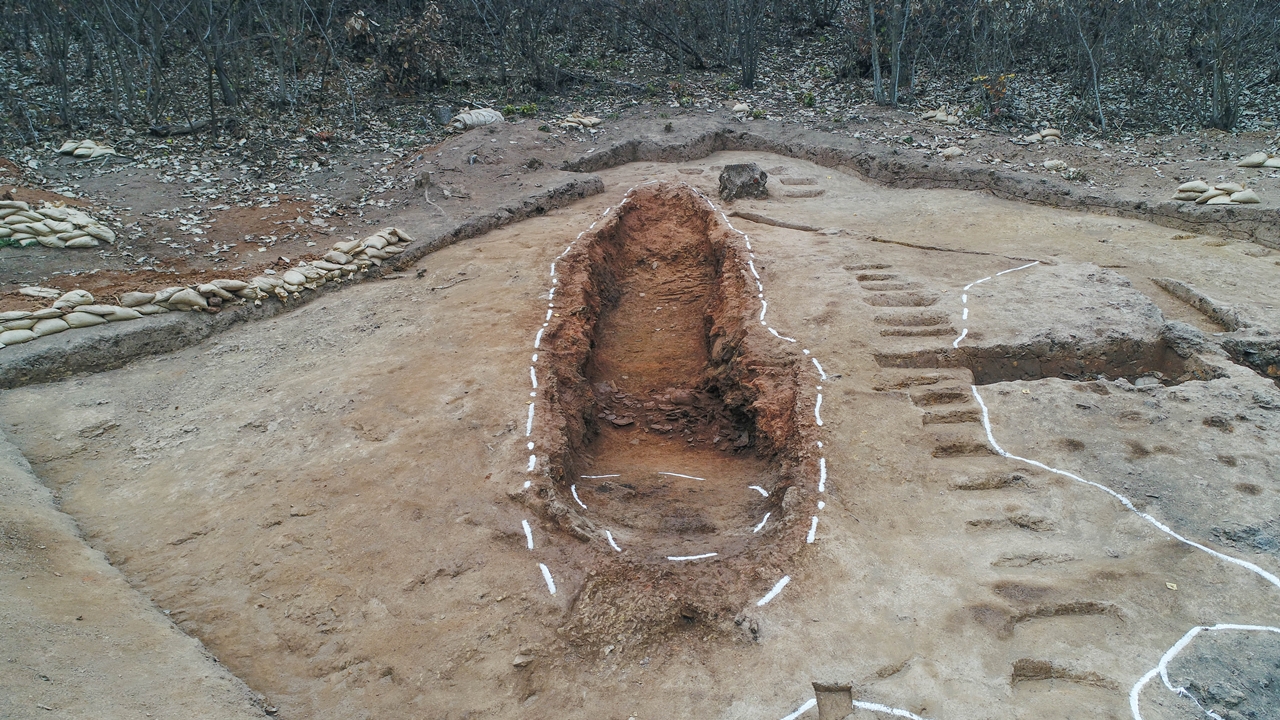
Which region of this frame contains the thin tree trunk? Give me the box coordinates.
[867,0,884,105]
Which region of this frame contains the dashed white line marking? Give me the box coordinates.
[779,699,817,720]
[952,328,968,348]
[962,307,969,320]
[818,457,827,492]
[757,575,791,606]
[806,516,819,543]
[516,186,841,719]
[538,563,557,595]
[851,700,930,720]
[997,261,1040,275]
[753,512,771,533]
[811,357,828,380]
[668,552,718,561]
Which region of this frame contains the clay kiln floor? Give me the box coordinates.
[2,152,1279,720]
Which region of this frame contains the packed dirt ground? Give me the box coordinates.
[2,105,1278,311]
[2,115,1280,720]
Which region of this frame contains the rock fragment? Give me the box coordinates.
[718,163,770,201]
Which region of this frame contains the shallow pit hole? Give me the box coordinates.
[864,292,939,307]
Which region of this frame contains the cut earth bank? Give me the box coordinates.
[2,150,1279,720]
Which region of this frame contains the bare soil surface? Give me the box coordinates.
[3,107,1277,312]
[2,146,1280,719]
[0,431,265,719]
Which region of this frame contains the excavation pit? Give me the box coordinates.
[528,183,811,644]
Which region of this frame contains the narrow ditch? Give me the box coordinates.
[531,183,811,647]
[875,336,1225,386]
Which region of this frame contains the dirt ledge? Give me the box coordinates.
[563,124,1280,249]
[0,174,603,390]
[0,429,267,719]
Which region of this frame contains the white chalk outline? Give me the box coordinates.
[581,474,621,479]
[753,512,771,533]
[779,699,816,720]
[570,484,587,509]
[958,260,1280,720]
[812,357,828,380]
[538,563,556,595]
[850,701,930,720]
[806,516,819,544]
[973,388,1280,589]
[659,471,706,481]
[757,575,790,606]
[522,519,534,549]
[1130,624,1280,720]
[749,485,769,496]
[668,552,718,561]
[605,530,623,552]
[814,393,824,426]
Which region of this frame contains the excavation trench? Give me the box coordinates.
[531,183,811,646]
[875,336,1225,386]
